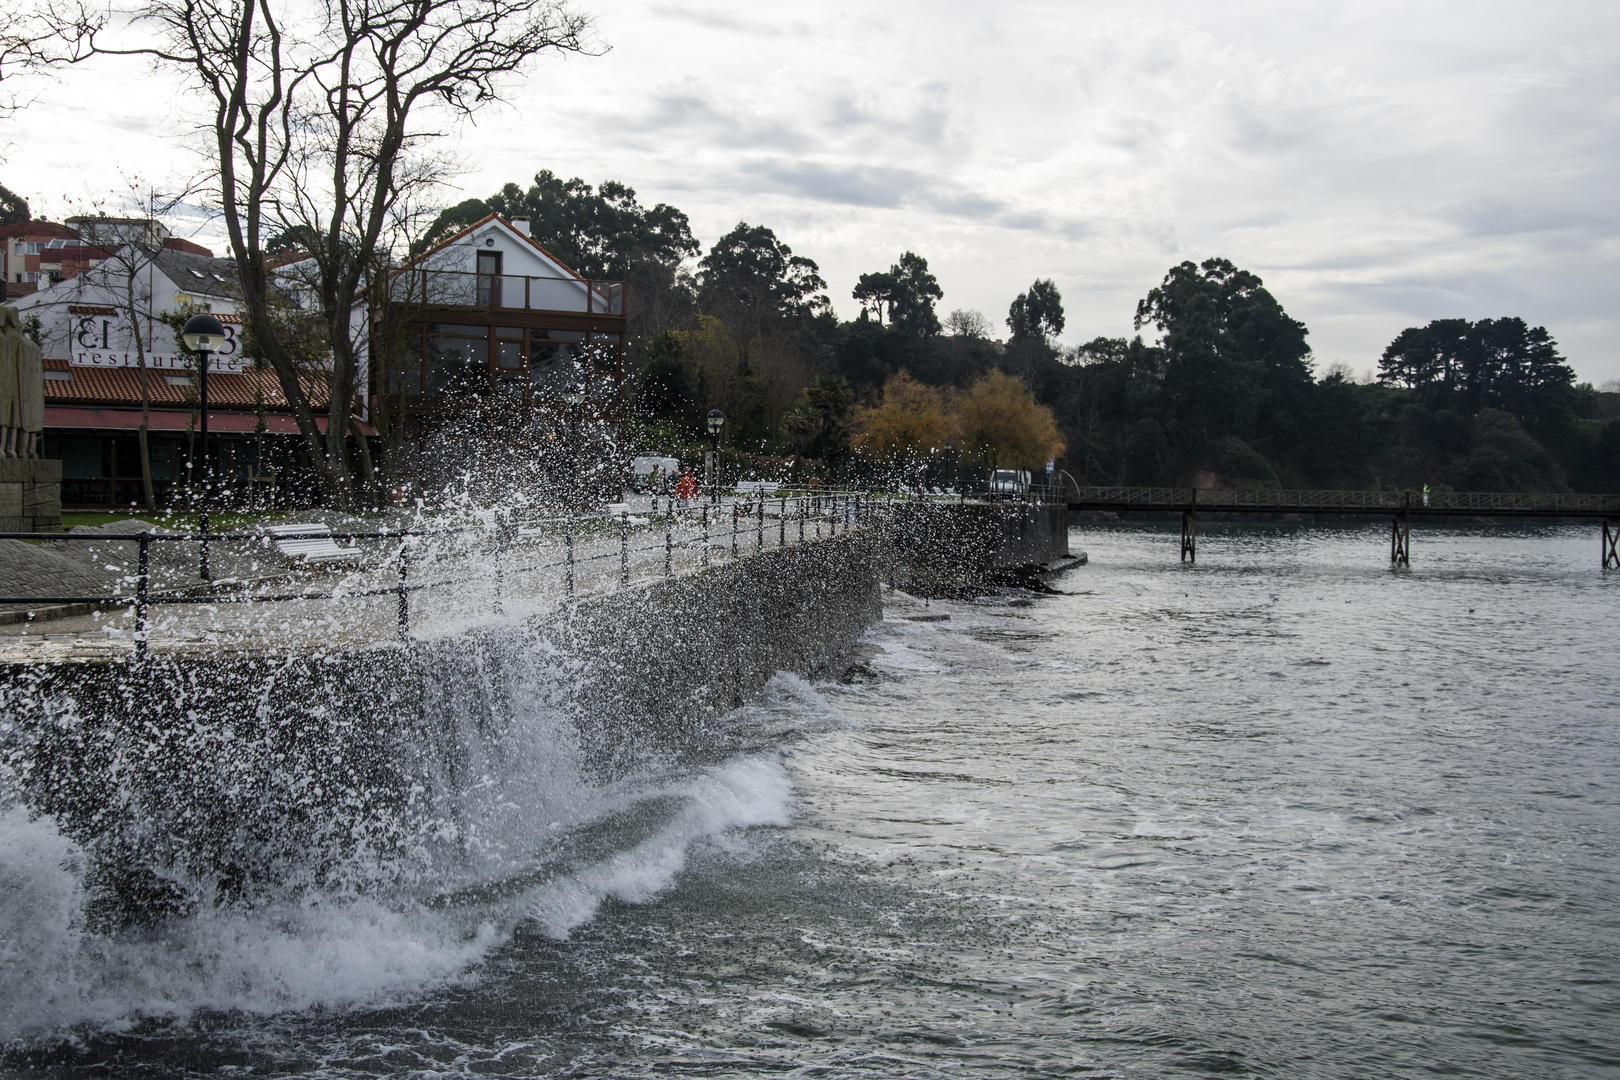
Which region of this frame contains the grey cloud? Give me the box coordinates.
[825,84,952,148]
[733,158,1091,239]
[622,92,813,152]
[648,4,800,38]
[1444,198,1617,239]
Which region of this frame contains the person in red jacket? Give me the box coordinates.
[672,468,699,506]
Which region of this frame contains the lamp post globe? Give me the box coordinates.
[181,313,227,581]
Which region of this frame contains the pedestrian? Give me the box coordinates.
[1422,483,1430,507]
[673,467,699,508]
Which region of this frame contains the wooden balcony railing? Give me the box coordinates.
[388,269,624,316]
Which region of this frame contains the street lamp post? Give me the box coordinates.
[181,313,227,581]
[707,409,725,504]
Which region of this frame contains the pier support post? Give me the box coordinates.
[1391,510,1411,567]
[1180,488,1198,564]
[1604,519,1618,570]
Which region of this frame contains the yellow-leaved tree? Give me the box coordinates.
[954,369,1065,471]
[852,370,953,464]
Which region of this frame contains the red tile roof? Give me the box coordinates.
[42,356,332,410]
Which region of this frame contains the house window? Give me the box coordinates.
[476,251,502,307]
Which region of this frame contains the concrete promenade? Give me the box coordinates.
[0,493,884,663]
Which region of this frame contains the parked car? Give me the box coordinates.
[989,469,1030,496]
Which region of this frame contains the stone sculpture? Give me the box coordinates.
[0,305,44,457]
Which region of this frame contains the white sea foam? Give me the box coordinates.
[527,755,794,939]
[0,753,795,1045]
[0,807,85,1041]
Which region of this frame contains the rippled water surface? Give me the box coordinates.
[9,522,1619,1078]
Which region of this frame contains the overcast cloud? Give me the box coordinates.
[6,0,1617,380]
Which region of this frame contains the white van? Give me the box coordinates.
[989,469,1030,496]
[631,456,681,492]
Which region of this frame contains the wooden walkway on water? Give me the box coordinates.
[1064,486,1620,568]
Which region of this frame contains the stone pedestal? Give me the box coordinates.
[0,457,62,532]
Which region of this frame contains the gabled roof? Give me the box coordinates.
[151,247,239,299]
[401,213,587,281]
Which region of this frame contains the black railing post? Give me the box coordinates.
[493,511,505,616]
[757,498,765,551]
[665,512,673,577]
[565,515,574,598]
[780,497,787,547]
[620,512,629,586]
[397,544,409,640]
[701,504,710,567]
[135,533,149,655]
[198,509,211,582]
[731,501,739,558]
[799,498,805,542]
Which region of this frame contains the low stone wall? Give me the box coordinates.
[0,531,882,924]
[0,458,61,532]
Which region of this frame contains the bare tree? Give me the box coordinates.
[61,0,596,506]
[0,11,79,122]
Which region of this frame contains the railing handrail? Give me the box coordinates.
[1065,486,1620,513]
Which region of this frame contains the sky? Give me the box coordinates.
[6,0,1618,382]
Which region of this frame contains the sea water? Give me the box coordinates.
[3,521,1617,1077]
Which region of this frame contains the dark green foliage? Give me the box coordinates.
[634,332,703,436]
[852,251,943,337]
[415,197,494,254]
[1007,279,1064,345]
[1379,317,1574,421]
[265,224,319,257]
[1134,257,1314,466]
[0,182,29,225]
[698,222,829,327]
[420,174,699,279]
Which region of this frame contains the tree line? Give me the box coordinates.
[433,178,1620,494]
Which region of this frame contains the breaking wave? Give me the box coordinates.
[0,658,820,1046]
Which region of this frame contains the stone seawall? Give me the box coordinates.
[887,500,1069,595]
[0,532,882,925]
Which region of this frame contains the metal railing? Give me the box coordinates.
[0,489,906,655]
[1066,486,1620,516]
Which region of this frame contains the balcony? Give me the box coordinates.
[390,268,624,316]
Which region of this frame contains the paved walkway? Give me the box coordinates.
[0,495,870,663]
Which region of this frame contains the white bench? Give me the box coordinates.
[266,523,354,567]
[735,481,780,495]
